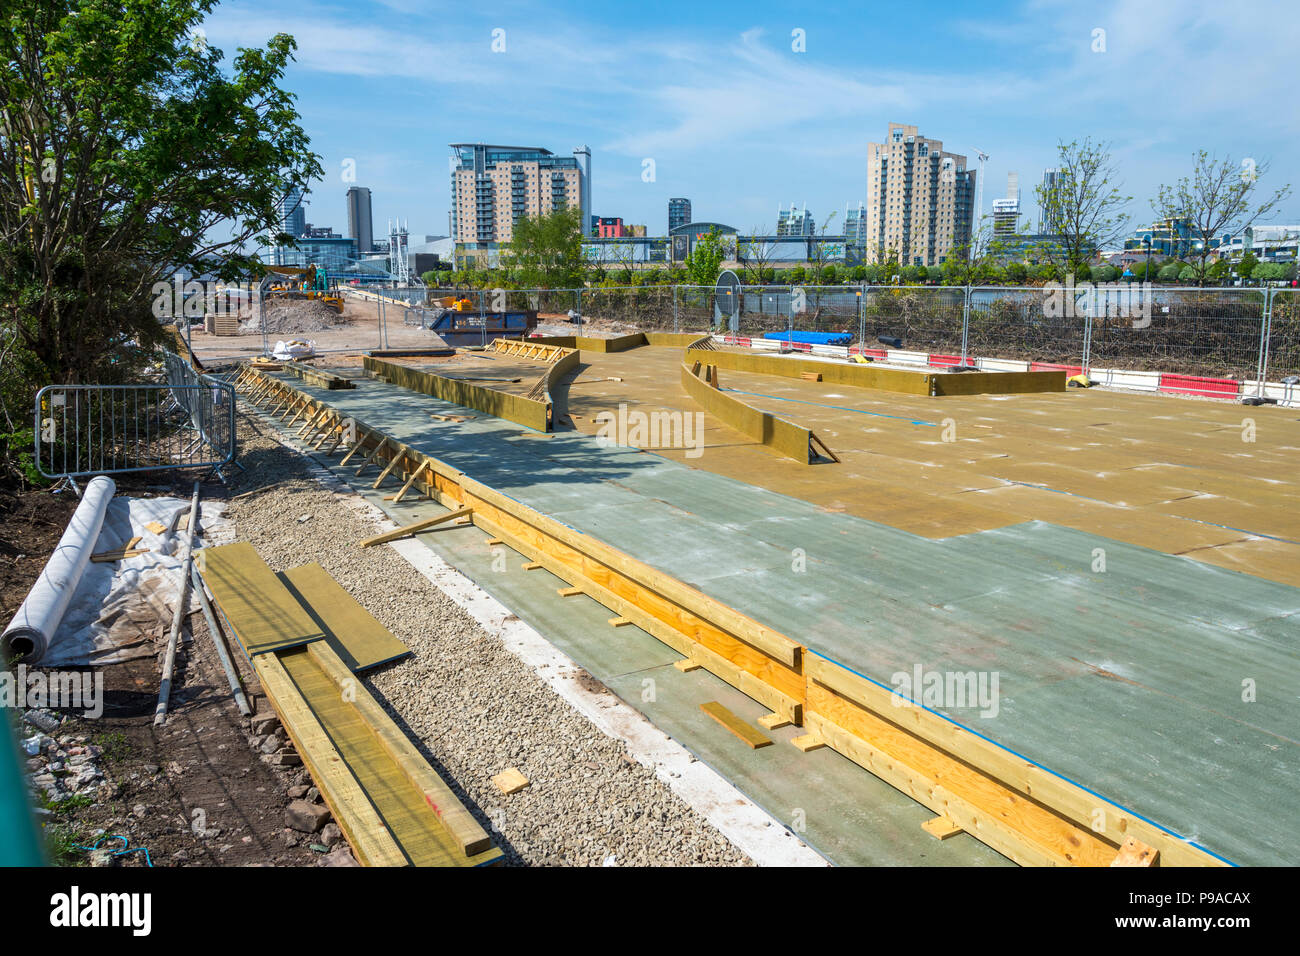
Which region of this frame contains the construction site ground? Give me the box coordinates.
[238,344,1300,867]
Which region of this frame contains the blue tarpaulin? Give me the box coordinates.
[761,330,853,346]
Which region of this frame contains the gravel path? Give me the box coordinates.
[226,410,752,866]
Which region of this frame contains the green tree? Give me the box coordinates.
[1034,138,1131,273]
[1152,151,1291,285]
[1237,252,1259,280]
[684,229,725,286]
[0,0,321,386]
[1157,262,1183,282]
[503,207,586,288]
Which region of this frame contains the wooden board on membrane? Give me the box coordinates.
[278,563,412,672]
[198,542,326,656]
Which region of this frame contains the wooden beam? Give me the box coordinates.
[700,702,772,749]
[354,436,389,476]
[393,460,430,503]
[371,452,405,490]
[557,587,583,598]
[358,507,473,548]
[338,430,371,466]
[673,659,701,672]
[1111,836,1159,867]
[758,712,792,730]
[608,617,633,627]
[253,653,407,867]
[791,734,825,752]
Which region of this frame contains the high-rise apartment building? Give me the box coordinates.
[776,202,815,236]
[843,202,867,244]
[668,198,692,233]
[865,123,975,266]
[346,186,374,254]
[448,143,587,247]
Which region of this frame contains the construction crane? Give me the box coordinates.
[973,148,990,240]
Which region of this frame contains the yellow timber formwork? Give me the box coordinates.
[681,342,838,465]
[684,344,1067,396]
[231,363,1227,868]
[363,338,579,432]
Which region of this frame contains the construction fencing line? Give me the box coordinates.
[33,352,237,481]
[232,363,1229,869]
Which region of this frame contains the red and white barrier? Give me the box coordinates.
[709,334,1299,406]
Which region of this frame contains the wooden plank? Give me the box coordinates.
[758,712,792,730]
[197,542,326,656]
[253,653,407,867]
[305,641,492,857]
[557,587,583,597]
[791,734,825,752]
[278,564,411,673]
[700,702,772,749]
[673,659,700,672]
[922,815,964,841]
[523,562,543,571]
[608,617,633,627]
[358,507,473,548]
[278,647,499,867]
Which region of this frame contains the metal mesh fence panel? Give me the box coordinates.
[673,286,716,333]
[1088,288,1266,379]
[579,286,681,331]
[861,286,966,355]
[966,286,1087,368]
[737,286,863,339]
[1265,289,1300,381]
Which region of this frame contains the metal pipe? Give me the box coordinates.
[190,563,251,716]
[153,481,201,725]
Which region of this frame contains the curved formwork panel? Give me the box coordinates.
[680,356,836,465]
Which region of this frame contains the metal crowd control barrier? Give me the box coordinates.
[34,352,237,480]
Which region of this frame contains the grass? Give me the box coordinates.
[92,730,133,762]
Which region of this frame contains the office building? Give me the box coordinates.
[346,186,374,254]
[668,198,692,234]
[992,172,1020,238]
[865,123,975,266]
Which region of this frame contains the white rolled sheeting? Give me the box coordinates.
[2,476,116,663]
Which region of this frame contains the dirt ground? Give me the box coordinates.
[3,479,333,868]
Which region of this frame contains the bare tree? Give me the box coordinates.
[1152,151,1291,285]
[739,227,775,284]
[1035,138,1130,273]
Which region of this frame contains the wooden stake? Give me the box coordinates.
[358,507,473,548]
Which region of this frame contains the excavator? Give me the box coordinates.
[263,264,344,313]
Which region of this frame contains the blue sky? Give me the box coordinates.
[203,0,1300,240]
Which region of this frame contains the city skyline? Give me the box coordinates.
[202,0,1300,243]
